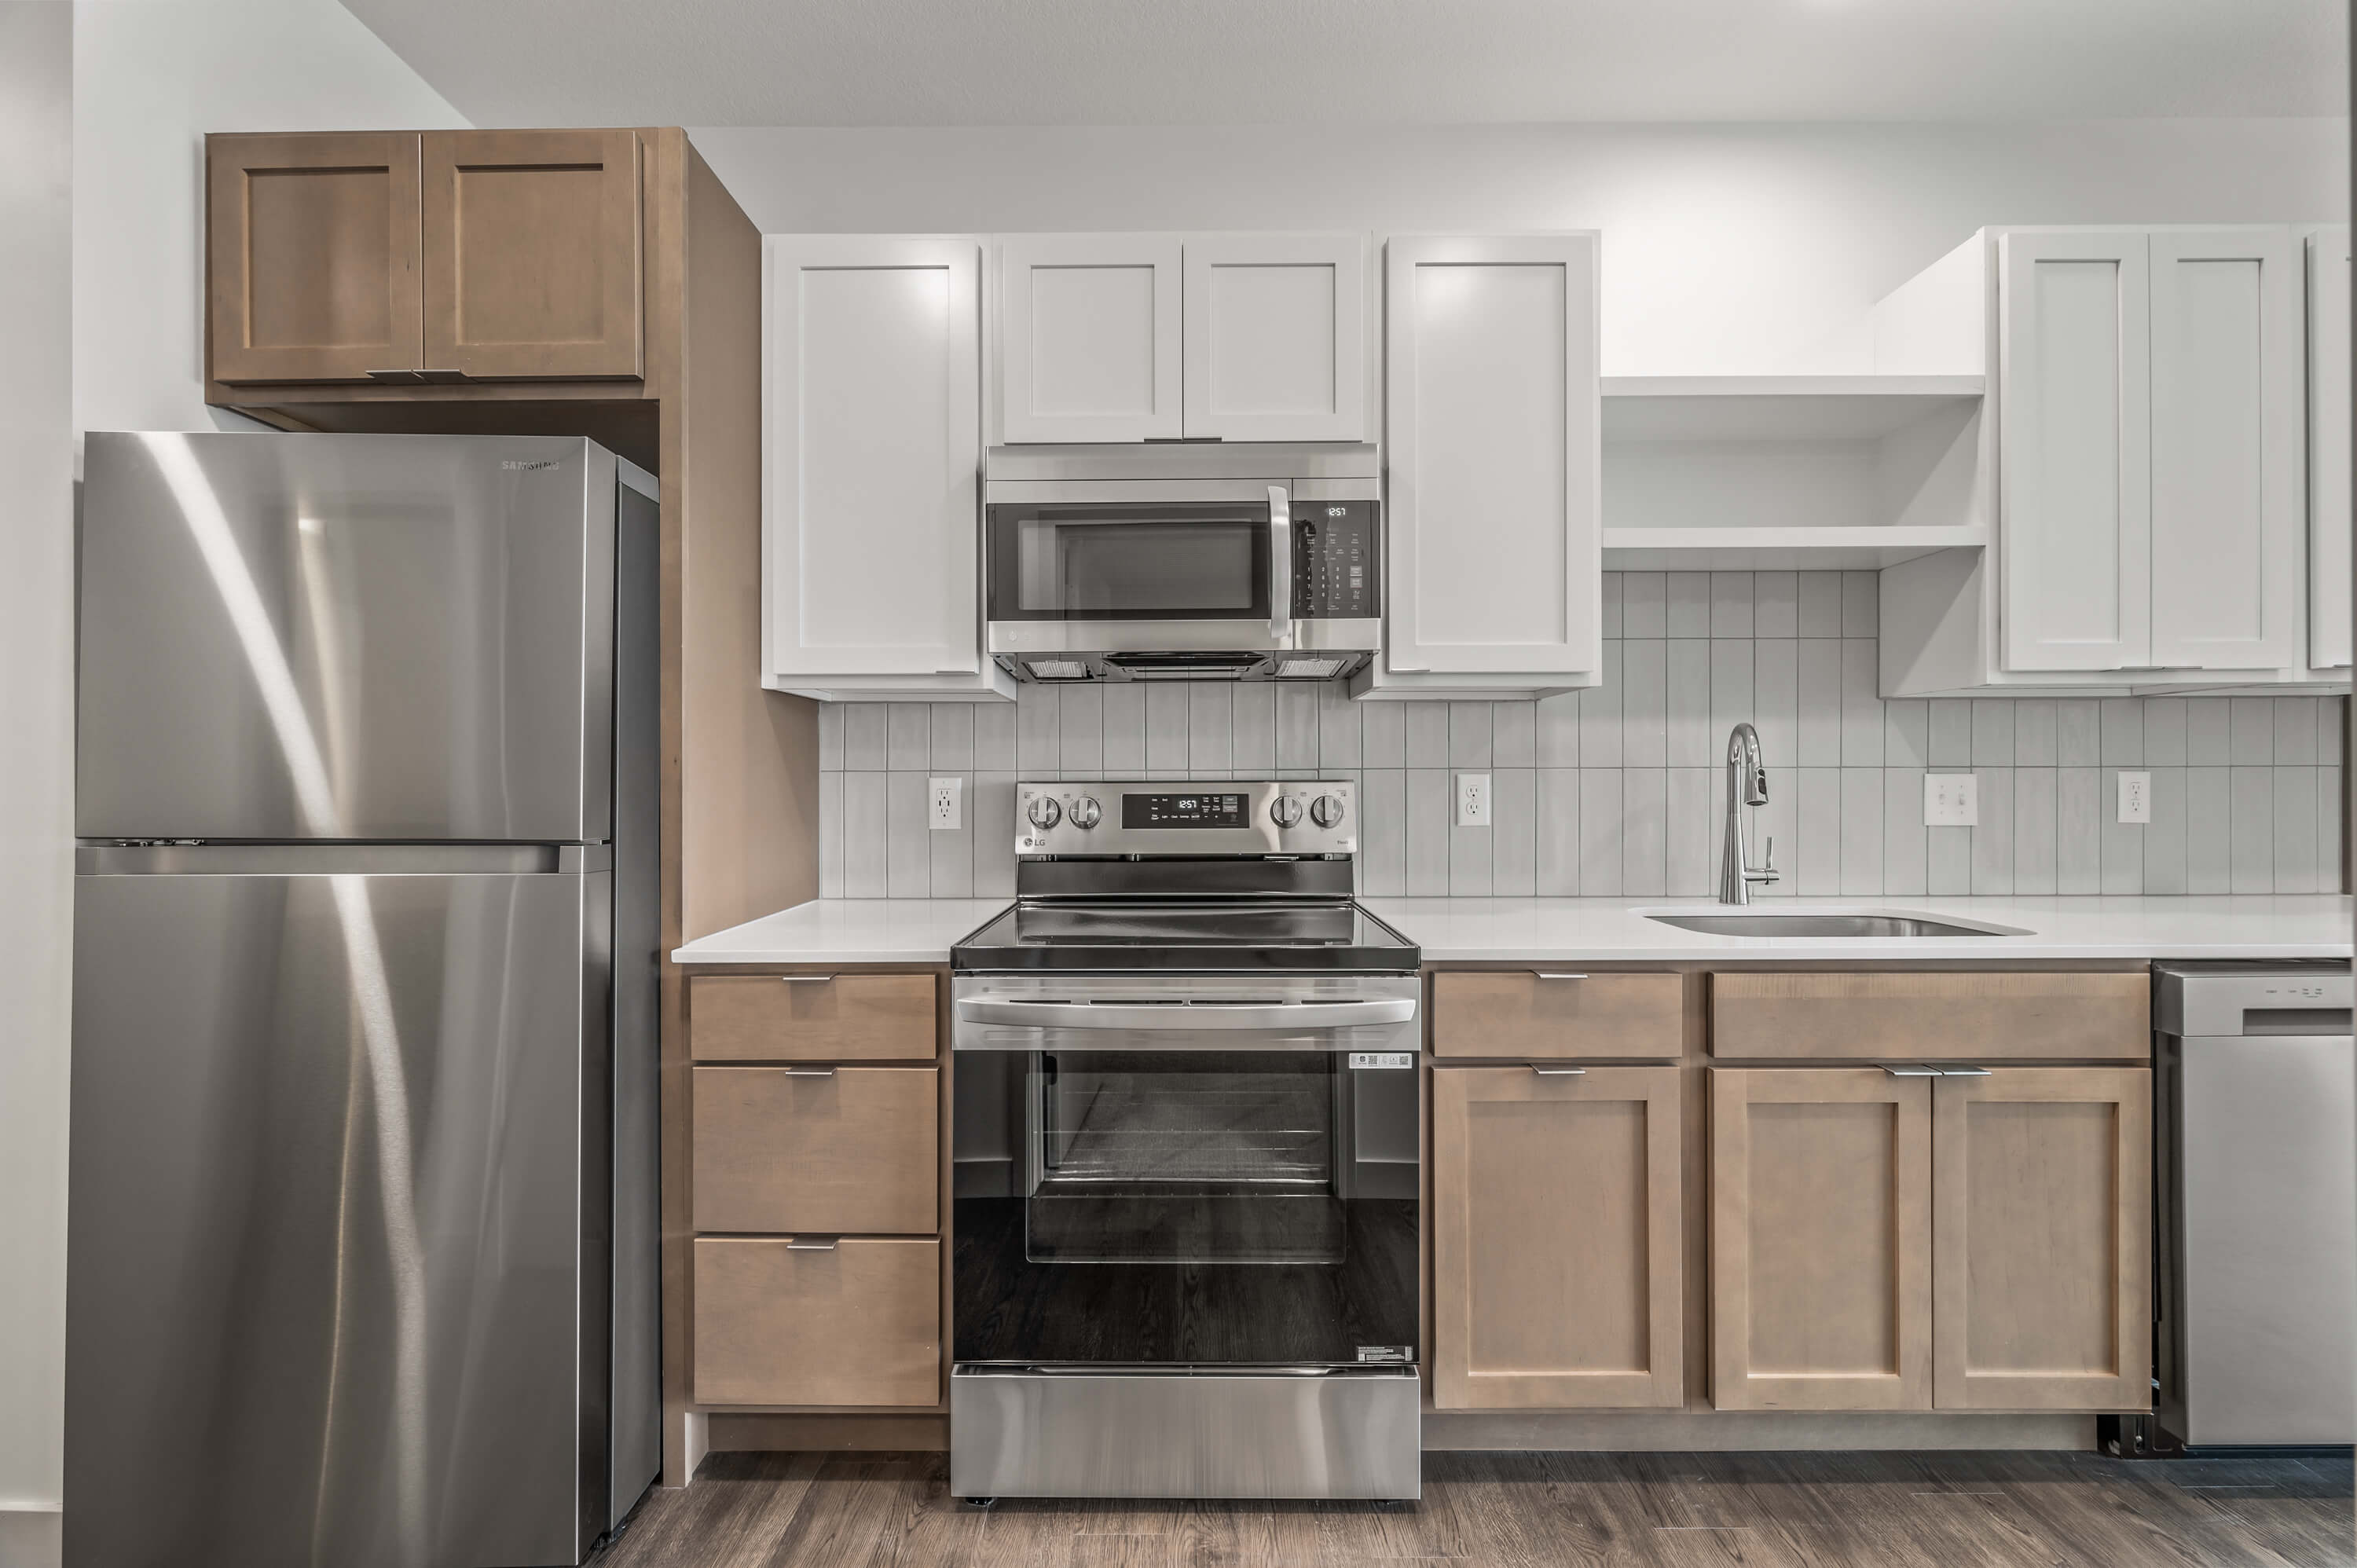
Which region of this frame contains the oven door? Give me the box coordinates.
[985,489,1287,654]
[951,974,1420,1368]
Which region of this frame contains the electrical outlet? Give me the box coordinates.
[1923,773,1978,826]
[1456,772,1491,827]
[928,777,962,830]
[2117,771,2151,824]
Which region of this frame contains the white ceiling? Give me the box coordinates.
[341,0,2347,128]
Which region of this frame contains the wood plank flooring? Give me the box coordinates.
[594,1448,2353,1568]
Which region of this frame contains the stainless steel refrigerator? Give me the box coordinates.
[67,432,661,1568]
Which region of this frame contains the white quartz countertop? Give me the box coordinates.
[1360,896,2352,963]
[675,894,2352,966]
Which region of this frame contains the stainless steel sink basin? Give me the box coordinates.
[1644,910,2027,938]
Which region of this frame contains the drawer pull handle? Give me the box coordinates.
[780,1067,837,1079]
[779,974,837,984]
[1882,1064,1942,1077]
[1531,972,1589,981]
[1530,1064,1587,1076]
[784,1238,839,1251]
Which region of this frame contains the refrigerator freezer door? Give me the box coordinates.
[66,863,611,1568]
[77,431,615,842]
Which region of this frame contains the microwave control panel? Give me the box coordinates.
[1292,502,1378,619]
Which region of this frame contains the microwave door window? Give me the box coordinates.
[1000,509,1269,620]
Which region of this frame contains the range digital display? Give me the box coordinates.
[1123,791,1250,829]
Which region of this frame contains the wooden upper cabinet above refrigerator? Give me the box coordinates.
[206,129,645,387]
[207,132,423,384]
[419,130,644,380]
[994,233,1367,442]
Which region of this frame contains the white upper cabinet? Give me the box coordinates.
[764,235,986,685]
[2000,226,2305,676]
[2147,228,2304,671]
[1999,230,2153,672]
[999,234,1182,443]
[1182,233,1367,441]
[994,232,1367,443]
[1384,234,1602,680]
[2309,225,2352,670]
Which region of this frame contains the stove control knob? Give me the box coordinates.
[1027,796,1063,830]
[1068,796,1102,830]
[1269,796,1304,828]
[1310,793,1347,829]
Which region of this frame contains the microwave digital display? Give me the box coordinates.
[1123,792,1251,829]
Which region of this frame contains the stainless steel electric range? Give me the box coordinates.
[948,779,1423,1504]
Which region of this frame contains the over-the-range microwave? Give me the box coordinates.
[984,443,1380,683]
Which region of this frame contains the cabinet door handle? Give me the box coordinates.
[1530,972,1589,981]
[779,974,837,984]
[1530,1064,1587,1076]
[779,1067,837,1079]
[1882,1064,1942,1077]
[783,1238,839,1251]
[1928,1064,1992,1077]
[366,368,425,383]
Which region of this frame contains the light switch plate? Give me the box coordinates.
[2117,771,2151,824]
[928,776,962,830]
[1924,772,1978,826]
[1456,772,1491,827]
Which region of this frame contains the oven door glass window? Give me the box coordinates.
[987,504,1272,621]
[1028,1050,1343,1265]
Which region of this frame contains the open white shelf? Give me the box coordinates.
[1600,374,1989,570]
[1602,524,1989,572]
[1600,375,1985,441]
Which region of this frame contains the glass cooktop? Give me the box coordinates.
[951,899,1419,973]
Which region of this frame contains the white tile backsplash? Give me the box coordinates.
[818,573,2348,899]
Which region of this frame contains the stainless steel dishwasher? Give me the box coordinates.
[2154,960,2356,1450]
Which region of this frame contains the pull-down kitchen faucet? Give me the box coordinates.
[1720,723,1780,905]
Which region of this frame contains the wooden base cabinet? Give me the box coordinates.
[1432,1065,1682,1409]
[1931,1067,2152,1410]
[1710,1068,1935,1412]
[1709,1065,2150,1414]
[691,1237,941,1407]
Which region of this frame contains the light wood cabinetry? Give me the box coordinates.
[2308,225,2352,671]
[1708,972,2150,1060]
[207,130,645,387]
[762,235,1004,700]
[1430,970,1682,1058]
[1710,1068,1934,1412]
[207,132,423,384]
[1433,1065,1682,1409]
[999,234,1182,442]
[1376,234,1601,694]
[1182,233,1366,441]
[688,973,938,1061]
[692,1237,942,1406]
[419,130,643,380]
[1931,1067,2152,1411]
[691,1066,939,1234]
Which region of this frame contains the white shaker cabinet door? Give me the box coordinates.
[2309,227,2352,670]
[1384,234,1601,677]
[1999,230,2154,672]
[1182,233,1367,441]
[999,234,1182,442]
[2148,227,2304,671]
[764,236,982,680]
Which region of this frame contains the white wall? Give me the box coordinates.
[0,6,464,1561]
[0,6,74,1564]
[73,0,467,438]
[690,119,2348,375]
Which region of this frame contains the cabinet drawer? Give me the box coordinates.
[1431,971,1683,1058]
[690,973,937,1061]
[693,1066,938,1235]
[693,1236,940,1407]
[1709,973,2149,1060]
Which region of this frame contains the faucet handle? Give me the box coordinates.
[1750,836,1780,884]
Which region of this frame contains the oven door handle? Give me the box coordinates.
[955,997,1417,1032]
